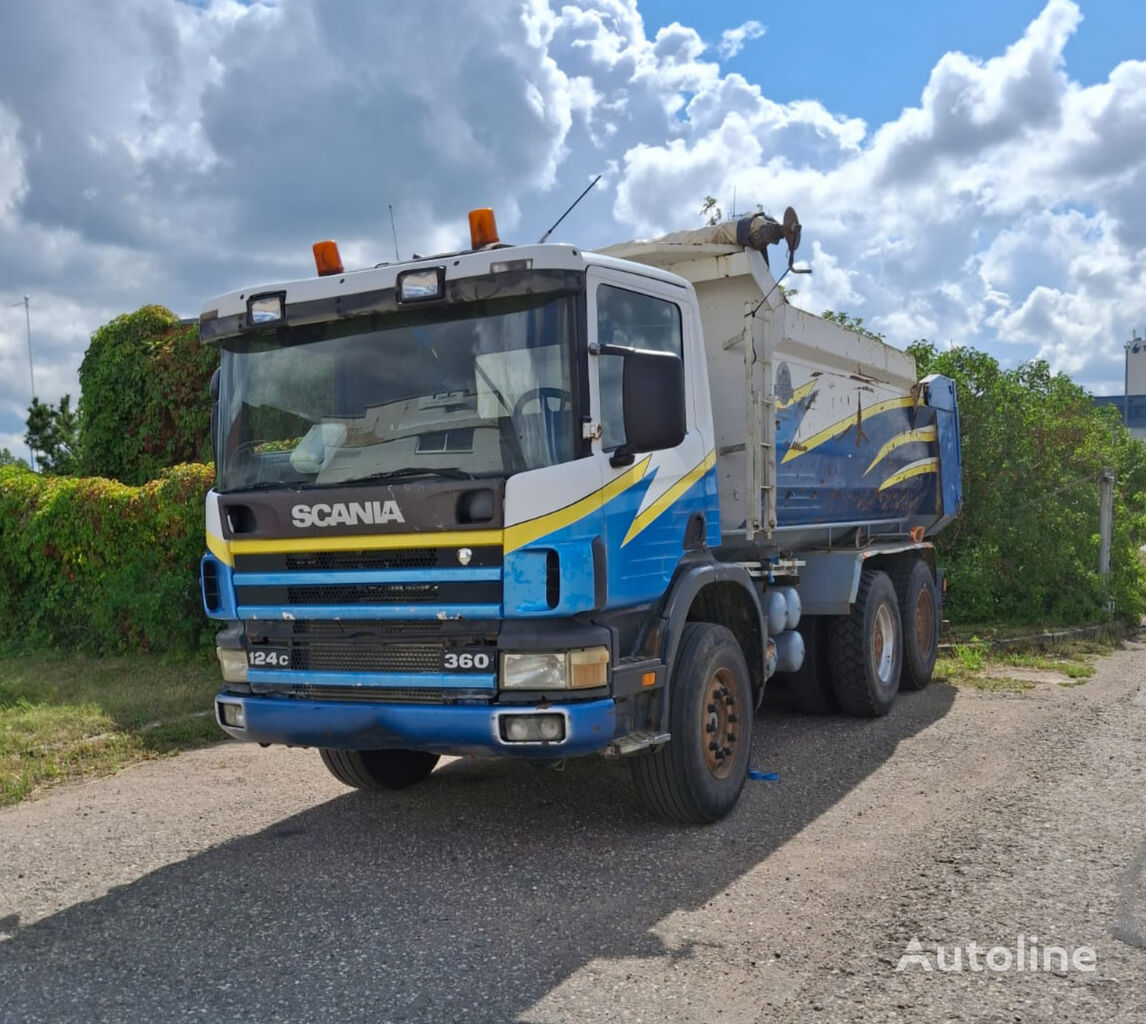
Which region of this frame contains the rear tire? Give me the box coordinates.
[891,559,940,691]
[319,748,440,790]
[778,616,837,715]
[631,623,753,823]
[829,570,901,717]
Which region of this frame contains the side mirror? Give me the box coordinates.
[612,349,685,464]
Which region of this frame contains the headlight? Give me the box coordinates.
[500,647,609,690]
[501,652,567,690]
[217,647,248,683]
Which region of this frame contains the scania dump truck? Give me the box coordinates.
[199,206,961,822]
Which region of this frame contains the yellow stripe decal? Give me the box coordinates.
[622,450,716,547]
[226,530,505,557]
[865,425,937,475]
[878,457,939,492]
[781,396,915,464]
[776,379,817,410]
[503,457,653,553]
[205,531,233,567]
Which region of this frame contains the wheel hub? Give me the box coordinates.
[702,668,740,780]
[915,589,935,654]
[873,602,897,686]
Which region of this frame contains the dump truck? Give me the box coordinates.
[198,206,961,822]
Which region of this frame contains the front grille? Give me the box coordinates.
[254,684,454,704]
[287,549,436,571]
[234,546,502,573]
[249,620,499,640]
[294,643,446,673]
[286,583,441,605]
[237,580,501,608]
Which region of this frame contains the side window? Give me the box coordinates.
[597,284,683,451]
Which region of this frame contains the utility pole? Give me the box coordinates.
[10,294,36,470]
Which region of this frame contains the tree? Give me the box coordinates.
[0,447,29,469]
[821,310,885,342]
[700,195,723,226]
[25,395,78,475]
[76,305,218,484]
[907,340,1146,624]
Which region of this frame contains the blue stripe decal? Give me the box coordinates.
[233,568,501,586]
[248,669,496,690]
[237,603,502,621]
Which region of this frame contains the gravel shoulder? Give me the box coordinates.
[1,638,1144,1023]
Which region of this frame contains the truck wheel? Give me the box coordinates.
[777,616,837,715]
[829,570,901,717]
[892,559,940,691]
[631,623,753,823]
[319,748,440,790]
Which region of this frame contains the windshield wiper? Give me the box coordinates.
[230,480,307,492]
[352,467,478,483]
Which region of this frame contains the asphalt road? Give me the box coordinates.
[1,639,1144,1023]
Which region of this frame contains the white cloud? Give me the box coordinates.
[1,0,1146,455]
[717,20,765,60]
[0,104,26,224]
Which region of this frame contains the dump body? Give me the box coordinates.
[601,241,961,551]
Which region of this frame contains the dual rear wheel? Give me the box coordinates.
[780,558,939,717]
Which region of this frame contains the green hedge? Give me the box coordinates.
[0,463,214,655]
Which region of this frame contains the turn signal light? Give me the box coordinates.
[313,240,344,276]
[468,208,499,249]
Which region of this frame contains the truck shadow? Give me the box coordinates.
[0,683,956,1023]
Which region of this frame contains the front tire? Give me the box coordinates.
[829,570,902,717]
[892,559,940,691]
[319,748,440,790]
[631,623,753,823]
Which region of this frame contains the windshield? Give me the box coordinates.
[215,294,579,493]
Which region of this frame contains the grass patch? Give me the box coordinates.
[0,652,223,806]
[947,673,1036,694]
[933,632,1112,695]
[996,651,1096,679]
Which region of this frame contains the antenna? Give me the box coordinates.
[389,204,400,262]
[538,174,602,244]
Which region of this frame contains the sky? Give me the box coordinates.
[2,0,1146,459]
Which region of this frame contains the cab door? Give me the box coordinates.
[587,268,715,608]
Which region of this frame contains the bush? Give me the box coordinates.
[0,463,215,654]
[909,342,1146,625]
[77,306,217,484]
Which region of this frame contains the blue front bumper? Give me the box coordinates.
[214,693,618,758]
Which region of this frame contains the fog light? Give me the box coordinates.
[499,713,566,743]
[217,647,248,683]
[219,701,246,729]
[536,715,564,741]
